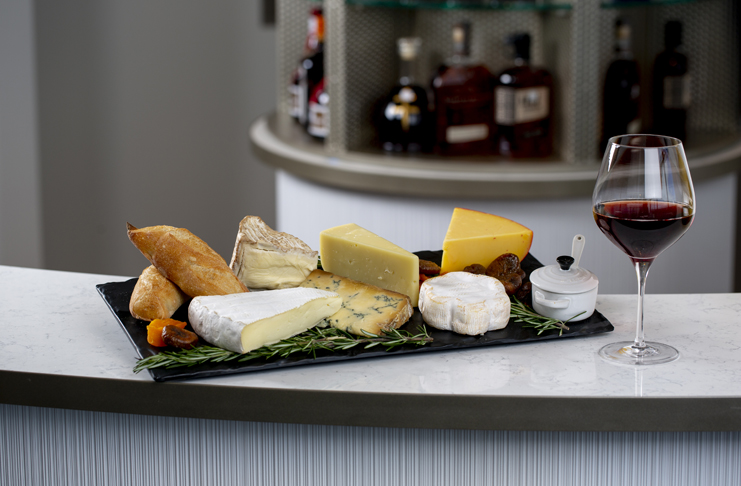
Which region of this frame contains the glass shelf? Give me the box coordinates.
[600,0,697,8]
[346,1,572,11]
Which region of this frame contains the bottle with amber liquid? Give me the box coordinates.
[288,8,324,127]
[495,33,553,158]
[377,38,431,152]
[601,19,641,154]
[431,22,495,156]
[653,21,690,141]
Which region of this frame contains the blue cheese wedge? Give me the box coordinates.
[299,269,413,336]
[419,272,510,336]
[188,288,341,353]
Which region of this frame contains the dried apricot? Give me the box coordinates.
[146,318,187,347]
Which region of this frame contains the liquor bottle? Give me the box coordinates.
[601,19,641,153]
[377,37,431,152]
[495,33,553,158]
[288,8,324,126]
[307,78,329,140]
[431,22,495,156]
[653,21,690,141]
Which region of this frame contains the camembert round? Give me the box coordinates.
[419,272,510,336]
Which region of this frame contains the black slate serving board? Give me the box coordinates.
[97,251,613,382]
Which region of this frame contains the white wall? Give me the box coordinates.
[32,0,277,276]
[0,0,44,269]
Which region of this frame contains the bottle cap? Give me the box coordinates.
[452,22,471,57]
[665,20,682,49]
[397,37,422,61]
[507,33,531,62]
[615,19,632,52]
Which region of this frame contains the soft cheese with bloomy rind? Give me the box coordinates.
[188,288,342,353]
[441,208,533,274]
[229,216,318,290]
[319,223,419,307]
[300,269,413,336]
[419,272,510,336]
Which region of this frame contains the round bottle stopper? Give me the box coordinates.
[397,37,421,61]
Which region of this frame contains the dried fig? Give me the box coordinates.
[162,325,199,350]
[463,263,487,275]
[515,281,532,303]
[419,259,441,276]
[486,253,526,295]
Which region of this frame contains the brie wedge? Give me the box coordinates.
[419,272,510,336]
[188,288,341,353]
[229,216,318,290]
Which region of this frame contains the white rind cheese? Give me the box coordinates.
[230,216,318,290]
[419,272,510,336]
[299,269,413,336]
[188,288,342,353]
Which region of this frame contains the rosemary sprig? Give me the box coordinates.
[133,325,433,373]
[510,295,584,336]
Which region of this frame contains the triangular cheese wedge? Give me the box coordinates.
[229,216,318,290]
[441,208,533,274]
[320,223,419,306]
[189,288,342,353]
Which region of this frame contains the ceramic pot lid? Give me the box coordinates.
[530,255,599,294]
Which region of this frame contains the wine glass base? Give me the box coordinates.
[598,341,680,366]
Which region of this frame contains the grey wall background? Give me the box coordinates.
[0,0,277,277]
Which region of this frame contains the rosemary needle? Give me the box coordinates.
[133,325,433,373]
[510,295,584,336]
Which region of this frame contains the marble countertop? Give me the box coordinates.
[2,265,740,431]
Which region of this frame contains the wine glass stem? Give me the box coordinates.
[633,260,653,349]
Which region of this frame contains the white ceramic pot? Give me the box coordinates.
[529,254,599,323]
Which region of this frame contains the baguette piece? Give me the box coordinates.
[129,265,188,321]
[127,223,248,297]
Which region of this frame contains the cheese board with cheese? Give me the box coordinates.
[97,250,614,382]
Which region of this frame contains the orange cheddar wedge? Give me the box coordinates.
[440,208,533,274]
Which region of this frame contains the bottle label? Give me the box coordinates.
[288,83,304,120]
[308,101,329,138]
[663,74,691,109]
[446,124,489,144]
[627,118,641,134]
[495,86,550,125]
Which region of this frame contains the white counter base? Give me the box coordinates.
[3,404,739,486]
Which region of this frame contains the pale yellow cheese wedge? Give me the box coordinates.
[320,223,420,307]
[441,208,533,274]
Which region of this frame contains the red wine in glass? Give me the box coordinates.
[593,200,693,263]
[592,134,695,366]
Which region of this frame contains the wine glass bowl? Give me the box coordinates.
[593,134,695,365]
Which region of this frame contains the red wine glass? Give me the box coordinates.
[593,134,695,365]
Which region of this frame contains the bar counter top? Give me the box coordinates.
[2,264,740,432]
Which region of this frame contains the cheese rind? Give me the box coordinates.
[229,216,318,290]
[300,269,413,336]
[441,208,533,274]
[319,224,419,306]
[419,272,510,335]
[188,288,342,353]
